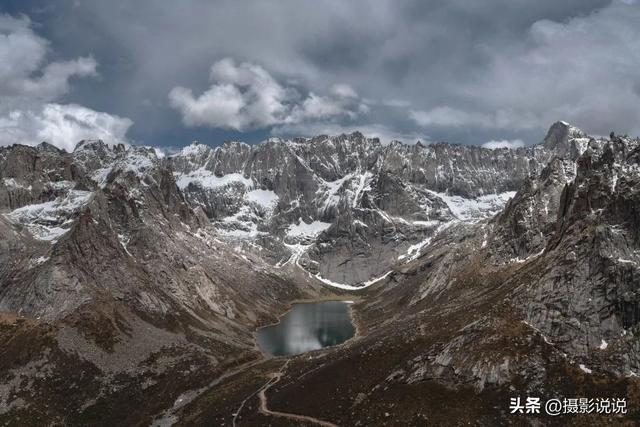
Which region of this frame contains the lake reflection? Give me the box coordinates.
[256,301,355,356]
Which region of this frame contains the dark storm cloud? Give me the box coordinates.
[1,0,638,150]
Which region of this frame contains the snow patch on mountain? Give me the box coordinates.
[118,234,133,257]
[352,172,373,208]
[175,170,253,190]
[2,178,32,190]
[317,173,354,211]
[315,171,374,211]
[286,219,332,238]
[245,189,279,210]
[117,150,156,179]
[91,167,112,188]
[30,256,50,267]
[428,190,516,221]
[279,242,311,268]
[47,181,76,191]
[579,364,593,374]
[217,205,262,238]
[5,190,93,241]
[178,142,210,157]
[399,221,453,262]
[312,270,392,291]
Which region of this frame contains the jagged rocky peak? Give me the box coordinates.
[74,139,107,151]
[73,139,116,168]
[508,130,640,360]
[304,131,371,144]
[0,143,80,211]
[165,123,590,285]
[490,123,639,263]
[36,141,65,153]
[178,140,207,155]
[220,140,251,151]
[542,120,589,158]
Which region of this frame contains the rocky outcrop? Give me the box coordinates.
[518,136,640,372]
[542,120,590,158]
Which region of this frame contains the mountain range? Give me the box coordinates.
[1,121,638,425]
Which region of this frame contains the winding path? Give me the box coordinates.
[255,361,338,427]
[153,358,265,427]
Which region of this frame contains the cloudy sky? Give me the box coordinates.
[1,0,639,151]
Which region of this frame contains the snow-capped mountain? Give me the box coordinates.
[169,130,559,286]
[0,121,598,294]
[2,121,639,424]
[1,127,561,291]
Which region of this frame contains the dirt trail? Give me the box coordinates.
[153,357,265,427]
[256,361,339,427]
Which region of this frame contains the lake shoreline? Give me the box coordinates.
[255,298,361,357]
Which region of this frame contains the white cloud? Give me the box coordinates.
[410,107,538,130]
[0,14,133,150]
[295,93,348,119]
[169,58,293,130]
[0,104,132,152]
[38,1,640,143]
[15,57,97,101]
[429,1,640,136]
[289,84,366,121]
[383,99,411,108]
[410,107,489,128]
[481,139,525,150]
[0,15,97,111]
[168,85,246,129]
[330,83,358,99]
[169,58,367,131]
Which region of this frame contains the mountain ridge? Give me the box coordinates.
[2,120,639,424]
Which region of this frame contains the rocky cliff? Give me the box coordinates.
[169,129,558,285]
[1,121,638,425]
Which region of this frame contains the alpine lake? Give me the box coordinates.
[256,300,356,356]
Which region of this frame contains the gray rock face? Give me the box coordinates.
[0,143,79,211]
[169,132,559,285]
[0,138,321,422]
[0,121,615,313]
[517,136,640,372]
[0,140,302,321]
[382,126,640,391]
[490,156,578,260]
[542,120,590,157]
[0,126,569,288]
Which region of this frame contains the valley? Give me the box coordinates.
[1,121,639,425]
